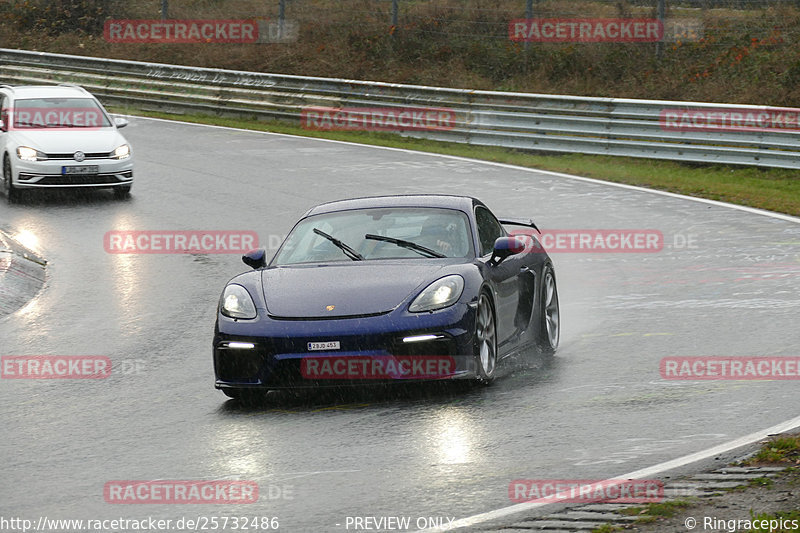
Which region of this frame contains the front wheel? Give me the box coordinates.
[474,291,497,383]
[534,264,560,355]
[113,185,132,199]
[3,156,19,202]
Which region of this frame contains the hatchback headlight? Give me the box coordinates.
[111,144,130,160]
[409,275,465,313]
[17,146,47,161]
[220,284,257,319]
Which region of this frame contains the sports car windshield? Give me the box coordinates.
[11,97,112,128]
[273,207,473,264]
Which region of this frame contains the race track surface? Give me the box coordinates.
[1,117,798,531]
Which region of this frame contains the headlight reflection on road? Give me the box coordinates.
[13,229,40,254]
[211,423,271,477]
[428,409,478,465]
[7,228,44,319]
[107,214,148,327]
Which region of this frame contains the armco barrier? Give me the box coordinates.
[1,48,798,168]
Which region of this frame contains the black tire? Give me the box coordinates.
[534,264,560,355]
[113,185,132,199]
[3,155,19,202]
[474,291,498,383]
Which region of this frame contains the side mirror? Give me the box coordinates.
[490,236,525,266]
[242,248,267,269]
[0,119,5,132]
[113,116,129,129]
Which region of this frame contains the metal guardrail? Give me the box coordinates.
[1,48,798,168]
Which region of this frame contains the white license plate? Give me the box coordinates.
[62,165,99,175]
[307,341,340,351]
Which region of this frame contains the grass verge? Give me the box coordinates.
[749,511,800,533]
[743,434,800,466]
[589,435,800,533]
[618,499,695,523]
[111,107,800,217]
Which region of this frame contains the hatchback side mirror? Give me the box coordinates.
[113,116,129,129]
[0,119,5,132]
[490,236,525,266]
[242,248,267,269]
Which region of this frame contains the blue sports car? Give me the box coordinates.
[213,195,559,399]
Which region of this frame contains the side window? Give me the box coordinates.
[475,206,505,256]
[0,95,6,131]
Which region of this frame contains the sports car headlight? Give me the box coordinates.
[409,275,465,313]
[17,146,47,161]
[220,284,257,319]
[111,144,130,160]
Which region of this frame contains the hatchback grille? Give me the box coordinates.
[35,174,124,185]
[44,152,109,160]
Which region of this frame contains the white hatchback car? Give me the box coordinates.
[0,84,133,201]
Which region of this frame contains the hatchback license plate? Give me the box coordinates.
[62,165,99,175]
[308,341,340,351]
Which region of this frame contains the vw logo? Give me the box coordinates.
[73,151,85,162]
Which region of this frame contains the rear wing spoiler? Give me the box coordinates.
[499,217,541,234]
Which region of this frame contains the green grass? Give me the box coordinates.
[5,0,800,106]
[747,476,775,488]
[749,510,800,532]
[112,107,800,217]
[618,499,695,522]
[744,434,800,465]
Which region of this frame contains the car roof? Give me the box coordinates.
[304,194,483,217]
[1,85,93,100]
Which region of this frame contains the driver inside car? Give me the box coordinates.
[417,218,468,256]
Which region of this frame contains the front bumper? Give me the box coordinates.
[13,158,133,189]
[213,302,478,389]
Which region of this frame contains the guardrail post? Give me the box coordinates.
[279,0,286,39]
[656,0,665,59]
[392,0,399,33]
[524,0,534,51]
[161,0,168,20]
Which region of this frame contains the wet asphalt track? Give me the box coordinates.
[1,117,799,532]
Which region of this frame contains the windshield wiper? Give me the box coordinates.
[313,228,364,261]
[44,123,91,128]
[364,234,446,258]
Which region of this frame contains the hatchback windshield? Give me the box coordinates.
[273,207,473,265]
[11,97,111,129]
